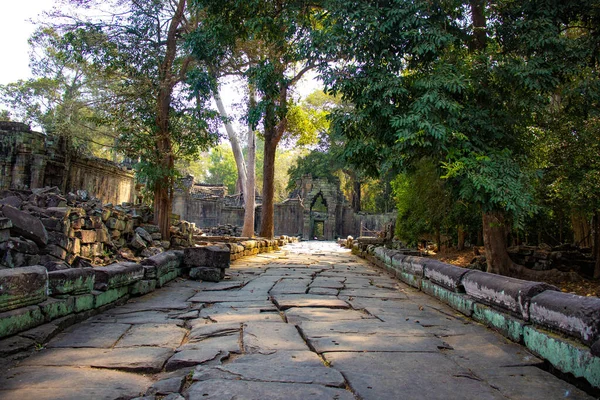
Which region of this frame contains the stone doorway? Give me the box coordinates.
[310,192,328,240]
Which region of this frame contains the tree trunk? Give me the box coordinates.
[259,134,277,238]
[153,0,186,240]
[352,179,361,212]
[435,224,441,252]
[214,87,247,196]
[482,211,514,276]
[572,213,592,248]
[457,225,465,251]
[593,211,600,279]
[242,88,257,238]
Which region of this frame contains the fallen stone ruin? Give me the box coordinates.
[352,238,600,390]
[0,186,298,356]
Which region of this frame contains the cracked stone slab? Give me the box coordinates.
[193,351,345,387]
[192,281,246,291]
[200,308,284,324]
[188,322,241,342]
[19,347,173,373]
[185,379,355,400]
[338,288,408,300]
[285,307,375,324]
[91,310,181,325]
[166,335,238,371]
[243,322,308,353]
[272,295,349,310]
[297,320,431,337]
[188,292,269,303]
[47,323,131,348]
[270,278,312,294]
[309,277,345,289]
[0,366,153,400]
[324,351,506,400]
[194,301,278,311]
[308,334,445,353]
[307,287,339,296]
[115,324,187,348]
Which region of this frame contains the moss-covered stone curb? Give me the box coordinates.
[358,242,600,389]
[0,235,298,355]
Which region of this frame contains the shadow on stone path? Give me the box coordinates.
[0,241,592,400]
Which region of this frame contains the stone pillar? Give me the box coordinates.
[30,154,46,189]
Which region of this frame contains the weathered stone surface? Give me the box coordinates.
[135,226,153,243]
[187,322,241,342]
[166,335,239,371]
[325,351,506,400]
[0,335,36,357]
[243,322,307,353]
[20,346,174,373]
[0,366,153,400]
[48,322,131,348]
[423,260,470,292]
[92,262,144,291]
[189,267,225,282]
[184,245,230,269]
[529,290,600,345]
[285,307,374,325]
[185,379,354,400]
[196,351,346,387]
[148,376,185,395]
[116,324,187,348]
[307,333,444,353]
[272,294,349,310]
[130,232,147,249]
[0,306,45,338]
[462,270,558,320]
[48,268,95,296]
[0,265,47,313]
[2,205,48,246]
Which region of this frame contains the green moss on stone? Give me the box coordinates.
[0,305,45,338]
[73,294,95,313]
[420,280,474,317]
[93,287,129,308]
[472,303,525,343]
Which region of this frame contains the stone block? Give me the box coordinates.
[93,287,129,308]
[48,268,95,297]
[402,255,426,277]
[135,227,153,243]
[73,293,95,313]
[93,262,144,291]
[472,303,526,343]
[129,279,157,296]
[2,205,48,246]
[420,280,474,316]
[39,297,75,321]
[523,325,600,388]
[189,267,225,282]
[95,227,111,244]
[44,244,68,260]
[141,251,180,279]
[76,229,97,244]
[529,290,600,345]
[0,305,45,338]
[184,246,230,269]
[0,265,48,313]
[423,260,469,292]
[462,270,557,320]
[47,231,69,249]
[67,237,81,254]
[130,233,147,249]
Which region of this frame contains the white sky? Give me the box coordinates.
[0,0,57,85]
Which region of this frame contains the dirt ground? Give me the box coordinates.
[431,248,600,298]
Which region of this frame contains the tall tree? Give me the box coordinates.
[196,0,326,238]
[318,0,599,276]
[43,0,219,239]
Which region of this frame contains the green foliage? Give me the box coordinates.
[205,145,238,194]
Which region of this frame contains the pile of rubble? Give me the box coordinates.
[200,224,242,237]
[0,187,195,269]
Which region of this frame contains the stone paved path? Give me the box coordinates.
[0,242,593,399]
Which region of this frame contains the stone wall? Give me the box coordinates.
[357,241,600,389]
[0,122,135,205]
[174,175,397,240]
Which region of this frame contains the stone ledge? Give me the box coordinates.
[364,245,600,389]
[462,270,558,320]
[0,266,48,313]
